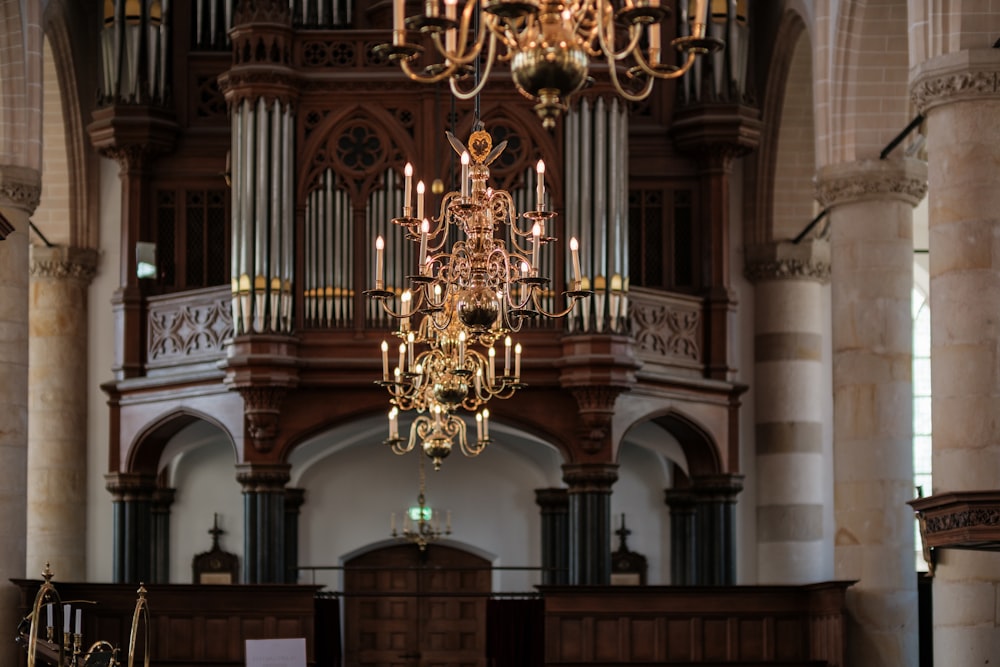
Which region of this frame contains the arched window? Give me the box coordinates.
[912,287,932,571]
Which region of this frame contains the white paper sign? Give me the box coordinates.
[245,638,307,667]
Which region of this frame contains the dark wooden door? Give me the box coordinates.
[344,544,490,667]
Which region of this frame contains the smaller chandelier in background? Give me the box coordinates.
[376,0,720,128]
[391,453,451,550]
[367,124,589,468]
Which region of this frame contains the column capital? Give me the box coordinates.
[745,239,830,284]
[535,487,569,511]
[691,473,746,502]
[815,158,927,209]
[562,463,618,493]
[285,487,306,512]
[236,462,291,491]
[29,246,99,284]
[0,165,41,215]
[105,471,157,501]
[911,48,1000,114]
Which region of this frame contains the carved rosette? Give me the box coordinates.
[744,239,831,285]
[562,463,619,494]
[571,386,626,454]
[910,49,1000,114]
[237,385,288,453]
[0,165,42,215]
[29,246,99,285]
[815,158,928,209]
[236,462,292,493]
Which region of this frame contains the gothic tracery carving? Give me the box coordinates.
[911,68,1000,113]
[147,293,233,365]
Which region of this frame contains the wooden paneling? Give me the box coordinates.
[14,581,320,667]
[541,583,850,667]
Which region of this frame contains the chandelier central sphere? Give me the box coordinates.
[375,0,722,128]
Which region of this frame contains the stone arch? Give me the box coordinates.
[0,0,42,170]
[820,0,913,165]
[749,8,815,245]
[648,410,723,478]
[126,408,239,475]
[41,0,101,248]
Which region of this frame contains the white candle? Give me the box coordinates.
[514,343,522,379]
[504,335,512,376]
[460,151,470,198]
[570,237,582,285]
[475,368,483,396]
[476,412,483,440]
[46,603,53,628]
[649,22,661,62]
[407,332,415,369]
[393,0,405,33]
[488,346,496,383]
[482,408,490,439]
[404,162,413,214]
[401,289,411,330]
[63,605,70,633]
[458,330,466,368]
[381,341,389,380]
[535,159,545,210]
[375,236,385,289]
[419,218,429,268]
[398,343,406,374]
[691,0,707,38]
[445,0,457,51]
[416,180,425,219]
[531,223,541,271]
[75,608,82,635]
[389,407,399,438]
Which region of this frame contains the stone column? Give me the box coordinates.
[26,246,98,580]
[237,463,290,583]
[535,488,569,585]
[105,472,157,583]
[911,48,1000,665]
[691,474,744,585]
[663,487,697,585]
[0,166,39,667]
[151,487,176,583]
[562,463,618,585]
[745,240,831,583]
[817,157,926,667]
[284,487,304,584]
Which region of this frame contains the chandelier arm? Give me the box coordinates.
[449,34,499,100]
[399,57,459,85]
[604,61,657,102]
[594,12,643,62]
[530,293,587,319]
[426,0,487,65]
[633,48,698,80]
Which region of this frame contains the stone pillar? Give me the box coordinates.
[817,157,926,667]
[0,166,39,667]
[535,488,569,585]
[284,487,304,584]
[911,48,1000,665]
[562,463,618,585]
[663,487,697,585]
[26,246,98,581]
[105,472,157,583]
[237,463,290,584]
[745,240,832,583]
[691,474,744,585]
[151,487,176,584]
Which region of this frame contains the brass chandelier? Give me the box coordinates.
[368,124,589,468]
[376,0,719,127]
[391,451,451,550]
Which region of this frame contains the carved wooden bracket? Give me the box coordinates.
[909,491,1000,552]
[571,386,626,455]
[237,385,287,453]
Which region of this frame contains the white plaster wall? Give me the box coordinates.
[611,443,670,584]
[85,156,120,583]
